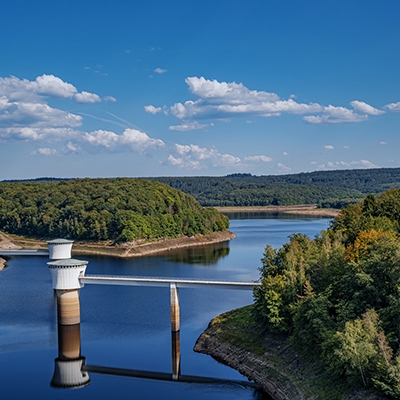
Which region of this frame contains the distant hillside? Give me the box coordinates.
[0,178,229,242]
[151,168,400,208]
[4,168,400,209]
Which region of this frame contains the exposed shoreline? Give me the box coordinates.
[194,306,388,400]
[214,205,340,217]
[0,205,338,259]
[0,230,236,258]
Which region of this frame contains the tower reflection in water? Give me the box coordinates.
[51,322,90,388]
[51,289,90,388]
[50,287,182,389]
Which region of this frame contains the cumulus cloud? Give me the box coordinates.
[277,163,291,172]
[244,155,272,163]
[166,143,241,170]
[0,74,120,144]
[83,128,165,153]
[169,77,322,120]
[149,76,389,128]
[144,105,163,114]
[154,67,167,74]
[304,105,369,124]
[350,100,384,116]
[318,159,379,170]
[104,96,117,102]
[324,145,334,150]
[0,74,109,104]
[304,101,385,125]
[74,91,101,103]
[0,96,82,128]
[384,102,400,112]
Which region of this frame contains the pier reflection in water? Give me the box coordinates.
[52,293,260,391]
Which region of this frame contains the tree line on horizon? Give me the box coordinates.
[6,167,400,209]
[0,178,229,242]
[151,167,400,208]
[253,188,400,396]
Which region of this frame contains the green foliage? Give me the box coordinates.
[152,167,400,207]
[152,176,364,207]
[0,178,229,242]
[253,188,400,396]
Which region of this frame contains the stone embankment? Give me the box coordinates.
[194,321,305,400]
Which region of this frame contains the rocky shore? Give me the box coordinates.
[194,307,389,400]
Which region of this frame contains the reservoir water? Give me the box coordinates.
[0,214,331,399]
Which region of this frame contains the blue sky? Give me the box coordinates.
[1,0,400,179]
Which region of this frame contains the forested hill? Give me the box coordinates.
[151,168,400,207]
[0,178,229,242]
[253,188,400,396]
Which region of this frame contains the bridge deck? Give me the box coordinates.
[80,274,261,290]
[0,250,49,256]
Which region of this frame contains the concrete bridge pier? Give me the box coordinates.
[170,283,180,333]
[47,251,90,389]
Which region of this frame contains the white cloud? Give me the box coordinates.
[283,152,289,156]
[169,76,323,120]
[82,128,165,153]
[304,105,368,124]
[35,74,78,98]
[380,141,387,145]
[350,100,384,115]
[324,145,334,150]
[74,91,101,103]
[244,155,272,163]
[166,143,241,170]
[154,68,167,74]
[160,77,392,127]
[144,105,163,114]
[168,121,212,131]
[0,94,82,141]
[277,163,291,172]
[318,159,379,170]
[32,147,59,156]
[385,102,400,112]
[104,96,117,102]
[0,74,105,103]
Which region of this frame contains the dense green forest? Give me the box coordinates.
[151,168,400,207]
[253,188,400,396]
[0,178,229,242]
[8,167,400,208]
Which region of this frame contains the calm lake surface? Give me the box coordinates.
[0,214,330,399]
